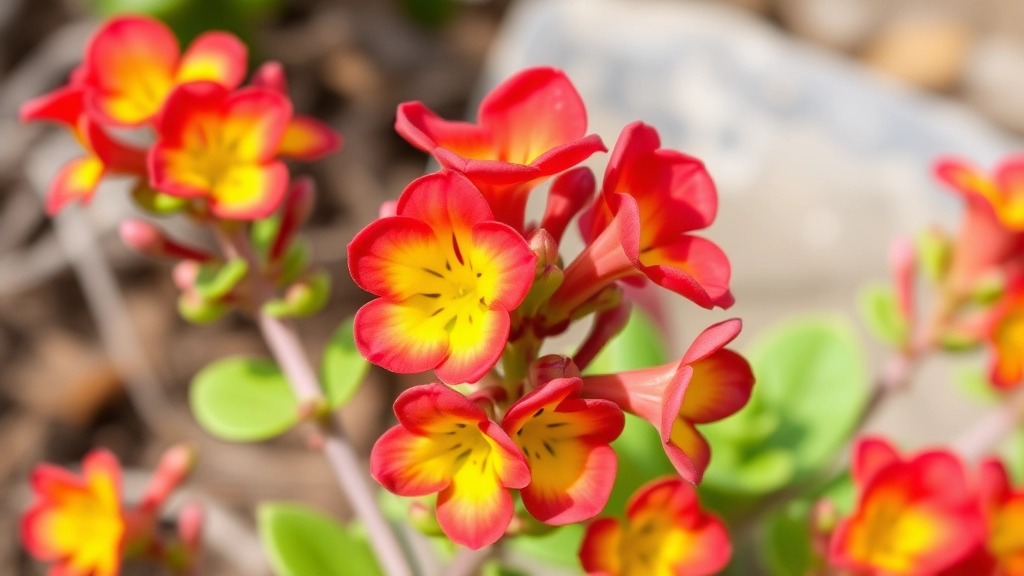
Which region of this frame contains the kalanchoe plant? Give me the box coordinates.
[20,11,1024,576]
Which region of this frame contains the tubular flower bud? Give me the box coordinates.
[81,15,246,127]
[581,319,754,484]
[501,377,624,525]
[549,122,732,320]
[395,67,606,230]
[348,171,536,384]
[579,476,731,576]
[370,384,530,549]
[829,437,985,575]
[21,450,125,576]
[149,82,292,220]
[119,220,215,262]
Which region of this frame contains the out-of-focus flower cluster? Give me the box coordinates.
[349,67,754,553]
[827,436,1024,576]
[21,447,200,576]
[22,15,340,323]
[879,158,1024,390]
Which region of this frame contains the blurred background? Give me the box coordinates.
[1,0,1022,573]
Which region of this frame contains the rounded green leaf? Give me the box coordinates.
[747,316,869,477]
[321,317,370,408]
[190,357,298,441]
[763,500,813,576]
[258,502,383,576]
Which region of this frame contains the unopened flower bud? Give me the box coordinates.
[916,227,952,283]
[120,220,214,262]
[178,291,228,325]
[527,229,560,272]
[528,355,580,388]
[269,177,317,262]
[378,200,398,219]
[540,166,595,244]
[263,270,331,318]
[140,445,196,514]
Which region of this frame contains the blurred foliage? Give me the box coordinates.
[258,502,383,576]
[702,316,869,518]
[858,283,907,347]
[395,0,459,29]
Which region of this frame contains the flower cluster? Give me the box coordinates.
[22,15,338,218]
[881,157,1024,390]
[21,447,201,576]
[23,16,341,323]
[351,67,753,548]
[828,436,1024,575]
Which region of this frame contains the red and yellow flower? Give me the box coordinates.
[149,81,293,219]
[500,375,624,525]
[829,437,985,575]
[20,77,147,214]
[547,121,732,321]
[348,171,537,384]
[985,279,1024,389]
[370,384,531,549]
[579,476,731,576]
[21,449,125,576]
[395,66,606,230]
[935,158,1024,293]
[580,318,754,484]
[81,15,247,127]
[979,458,1024,574]
[250,62,342,161]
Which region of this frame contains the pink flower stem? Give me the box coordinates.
[952,385,1024,459]
[214,223,415,576]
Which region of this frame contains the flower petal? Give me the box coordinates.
[638,234,732,309]
[20,85,84,128]
[354,299,450,376]
[478,67,588,166]
[436,463,515,550]
[370,425,455,496]
[348,215,446,300]
[395,101,494,159]
[252,62,288,93]
[208,162,289,220]
[664,415,711,485]
[435,307,510,384]
[680,349,754,424]
[469,221,537,310]
[681,319,743,365]
[396,171,494,241]
[221,87,292,163]
[278,116,342,161]
[84,15,179,126]
[579,518,622,575]
[852,436,901,486]
[46,157,104,215]
[176,31,247,88]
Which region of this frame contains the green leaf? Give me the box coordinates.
[915,228,951,283]
[264,271,332,319]
[258,503,383,576]
[481,561,530,576]
[857,283,907,347]
[506,524,585,569]
[702,316,868,510]
[251,215,281,263]
[745,316,868,478]
[190,357,298,441]
[321,317,370,408]
[194,258,248,300]
[763,500,813,576]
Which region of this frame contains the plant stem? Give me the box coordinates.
[444,546,491,576]
[215,224,415,576]
[952,386,1024,459]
